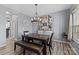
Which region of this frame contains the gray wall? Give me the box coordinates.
[0,5,32,46]
[0,15,6,46]
[0,5,70,46]
[17,13,32,39]
[50,10,70,40]
[0,5,8,46]
[31,10,70,41]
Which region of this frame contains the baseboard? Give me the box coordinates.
[7,37,17,41]
[53,39,67,43]
[0,42,6,48]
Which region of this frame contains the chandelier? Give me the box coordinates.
[31,4,40,22]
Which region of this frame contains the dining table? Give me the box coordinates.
[22,33,50,55]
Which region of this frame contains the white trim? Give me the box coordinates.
[7,37,17,41]
[0,42,6,48]
[53,39,67,43]
[72,6,79,14]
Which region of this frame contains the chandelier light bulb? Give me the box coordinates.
[31,4,41,22]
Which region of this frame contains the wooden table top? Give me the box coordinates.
[23,33,50,42]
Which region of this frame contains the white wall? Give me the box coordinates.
[70,4,79,54]
[50,10,70,40]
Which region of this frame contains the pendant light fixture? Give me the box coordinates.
[31,4,40,22]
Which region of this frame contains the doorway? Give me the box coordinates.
[6,14,18,40]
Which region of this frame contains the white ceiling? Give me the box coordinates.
[3,4,73,17]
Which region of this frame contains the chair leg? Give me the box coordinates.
[49,46,51,55]
[32,39,33,42]
[37,53,40,55]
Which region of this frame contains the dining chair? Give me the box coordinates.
[23,31,29,35]
[23,31,33,42]
[38,30,53,54]
[47,33,53,54]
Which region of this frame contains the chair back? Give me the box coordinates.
[22,31,29,41]
[24,31,29,35]
[49,33,53,47]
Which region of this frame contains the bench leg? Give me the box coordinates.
[14,43,16,51]
[23,48,25,55]
[43,45,47,55]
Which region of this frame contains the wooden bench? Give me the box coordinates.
[14,40,44,55]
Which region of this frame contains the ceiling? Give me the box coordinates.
[3,4,73,17]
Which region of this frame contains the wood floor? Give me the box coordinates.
[0,39,76,55]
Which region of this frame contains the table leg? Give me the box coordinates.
[14,43,16,51]
[43,44,47,55]
[23,48,25,55]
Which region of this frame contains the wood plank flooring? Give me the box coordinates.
[0,39,76,55]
